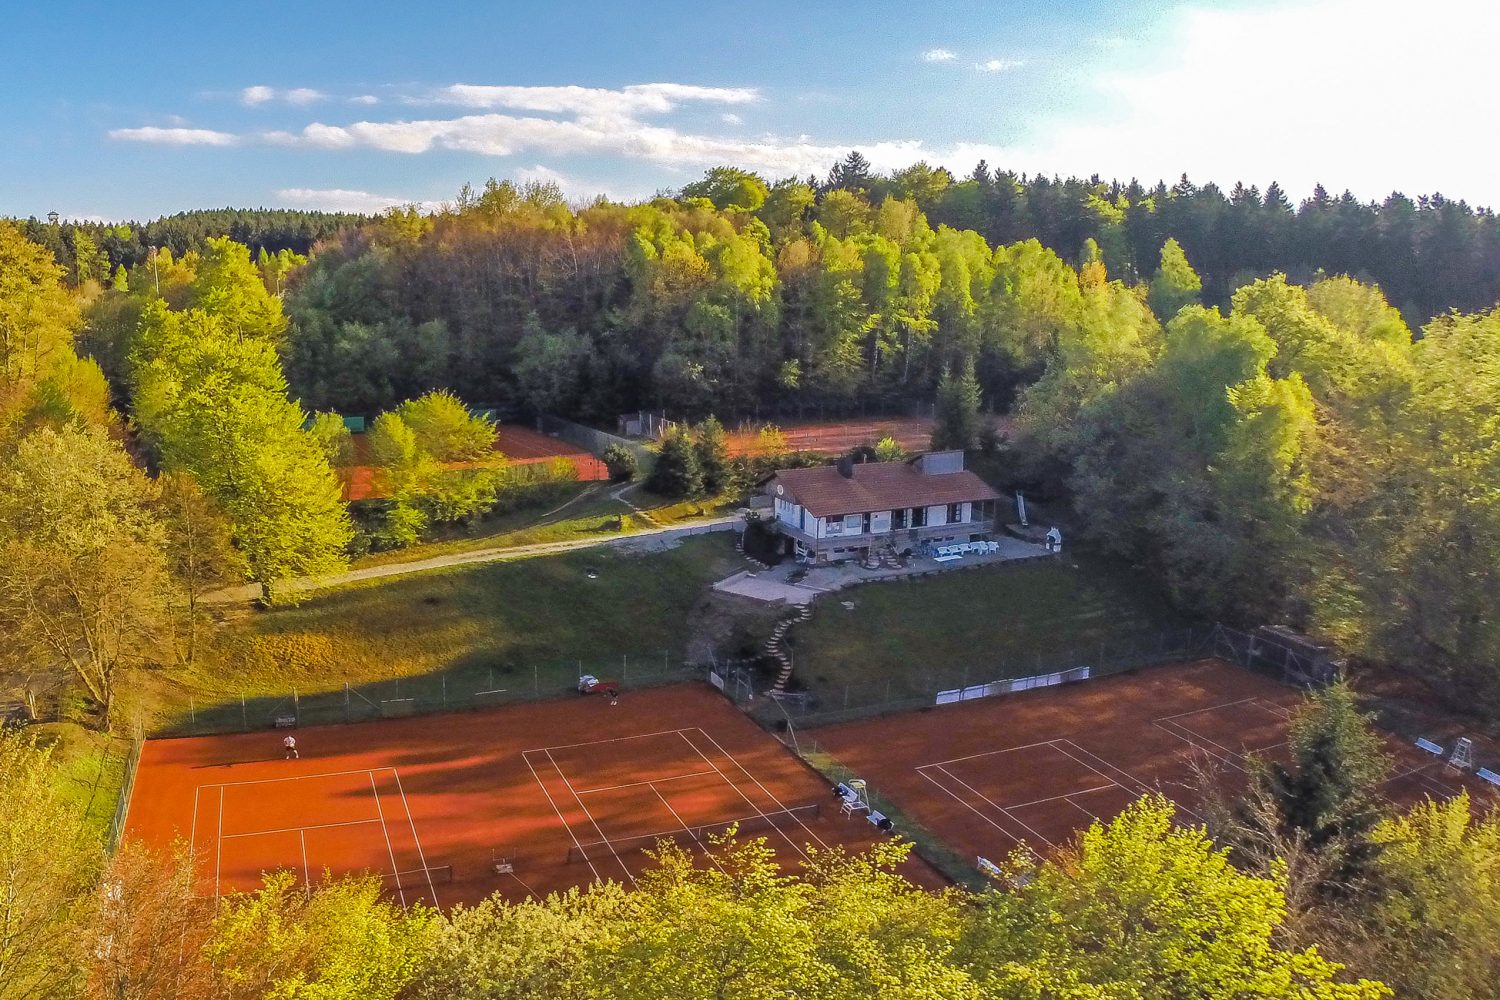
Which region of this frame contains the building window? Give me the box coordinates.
[911,506,927,528]
[948,503,963,524]
[893,508,907,529]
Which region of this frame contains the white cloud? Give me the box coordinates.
[1015,0,1500,203]
[721,112,743,126]
[263,110,1005,179]
[351,94,380,105]
[274,187,438,213]
[420,82,758,118]
[922,48,958,63]
[241,85,327,107]
[975,58,1024,73]
[108,126,238,146]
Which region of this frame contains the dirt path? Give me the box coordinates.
[204,516,741,606]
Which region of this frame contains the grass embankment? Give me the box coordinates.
[158,535,743,734]
[350,484,738,569]
[789,551,1190,708]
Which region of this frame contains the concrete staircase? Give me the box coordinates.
[765,603,813,693]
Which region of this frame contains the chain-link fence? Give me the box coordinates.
[155,652,698,738]
[733,626,1215,730]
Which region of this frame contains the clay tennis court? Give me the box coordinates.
[814,659,1495,870]
[726,417,939,457]
[125,685,939,909]
[342,424,607,501]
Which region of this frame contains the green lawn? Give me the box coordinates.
[788,551,1191,710]
[165,534,742,735]
[350,484,737,569]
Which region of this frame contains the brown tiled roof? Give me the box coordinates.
[768,460,1000,518]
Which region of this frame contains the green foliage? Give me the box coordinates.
[601,442,637,482]
[306,411,354,468]
[130,289,353,597]
[0,425,171,726]
[692,415,729,493]
[1360,793,1500,1000]
[0,729,104,999]
[682,166,769,212]
[188,236,289,341]
[932,360,981,450]
[1147,237,1202,320]
[397,389,496,462]
[961,796,1388,999]
[873,434,905,462]
[0,222,87,440]
[645,425,703,498]
[1220,683,1393,909]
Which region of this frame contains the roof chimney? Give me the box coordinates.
[835,456,855,479]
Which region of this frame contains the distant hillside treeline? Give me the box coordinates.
[277,157,1500,421]
[12,207,371,281]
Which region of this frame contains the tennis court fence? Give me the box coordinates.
[154,651,699,738]
[733,623,1317,730]
[565,802,822,863]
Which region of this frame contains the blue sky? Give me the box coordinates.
[4,0,1496,220]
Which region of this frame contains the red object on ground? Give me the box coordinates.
[341,424,608,501]
[126,685,942,909]
[726,417,942,458]
[816,659,1497,870]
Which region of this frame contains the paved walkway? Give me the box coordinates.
[711,536,1054,605]
[205,516,740,605]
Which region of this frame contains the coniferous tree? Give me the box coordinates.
[1148,237,1203,320]
[931,360,981,450]
[647,425,703,498]
[693,416,729,494]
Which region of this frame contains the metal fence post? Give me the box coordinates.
[623,655,628,685]
[535,664,541,698]
[241,696,247,730]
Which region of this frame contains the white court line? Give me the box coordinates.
[521,727,699,754]
[367,771,407,910]
[221,817,382,839]
[674,731,810,862]
[651,783,728,874]
[1002,785,1118,811]
[1051,739,1207,825]
[521,751,602,885]
[573,770,719,795]
[215,787,224,900]
[197,765,396,790]
[391,768,439,909]
[1152,696,1263,724]
[933,764,1056,847]
[915,766,1029,846]
[1048,741,1155,796]
[690,728,834,853]
[189,786,200,869]
[1153,719,1249,773]
[543,749,637,888]
[300,830,310,898]
[916,738,1069,770]
[682,729,830,857]
[1064,796,1102,820]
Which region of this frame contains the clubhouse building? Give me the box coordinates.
[763,450,1001,563]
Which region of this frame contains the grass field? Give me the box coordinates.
[161,535,743,734]
[350,485,738,569]
[788,552,1190,708]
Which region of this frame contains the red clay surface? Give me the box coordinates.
[815,659,1499,871]
[726,417,939,458]
[126,685,941,910]
[342,424,607,501]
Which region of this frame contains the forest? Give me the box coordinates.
[1,154,1499,995]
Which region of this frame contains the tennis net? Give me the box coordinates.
[566,802,821,863]
[378,863,455,885]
